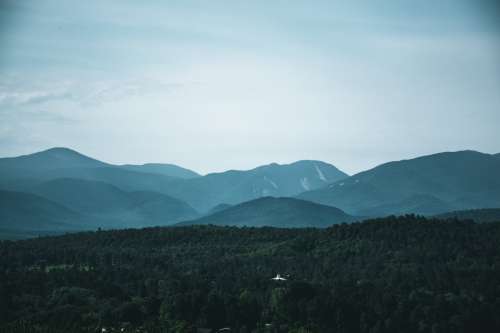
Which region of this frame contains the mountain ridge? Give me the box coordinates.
[298,150,500,216]
[30,177,199,228]
[164,160,348,211]
[178,196,357,228]
[120,163,201,179]
[0,189,86,233]
[0,147,199,183]
[0,148,348,212]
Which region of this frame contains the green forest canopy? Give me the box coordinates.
[1,215,499,332]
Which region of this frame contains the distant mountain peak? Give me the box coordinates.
[0,147,107,173]
[256,159,345,170]
[33,147,100,159]
[167,159,348,211]
[120,163,200,179]
[298,150,500,216]
[43,147,81,154]
[0,147,201,181]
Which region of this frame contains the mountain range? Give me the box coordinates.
[162,160,347,212]
[0,148,346,212]
[298,150,500,216]
[0,148,348,237]
[0,147,499,238]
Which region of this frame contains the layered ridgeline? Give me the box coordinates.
[298,151,500,216]
[2,147,499,238]
[179,197,357,228]
[0,148,201,235]
[0,182,199,239]
[30,178,198,227]
[0,147,193,194]
[0,190,86,239]
[0,147,347,212]
[164,160,348,212]
[0,148,348,237]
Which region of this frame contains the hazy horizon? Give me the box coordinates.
[1,1,499,174]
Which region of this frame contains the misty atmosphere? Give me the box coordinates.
[1,1,500,332]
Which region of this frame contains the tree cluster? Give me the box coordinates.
[1,216,499,332]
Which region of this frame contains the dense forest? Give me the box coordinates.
[1,216,500,332]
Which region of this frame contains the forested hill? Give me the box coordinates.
[1,216,500,332]
[434,208,500,223]
[178,197,356,228]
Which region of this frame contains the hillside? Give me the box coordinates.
[164,160,348,212]
[30,178,199,228]
[0,147,107,171]
[435,208,500,223]
[0,190,85,236]
[180,197,356,228]
[3,148,499,232]
[1,217,499,332]
[0,148,187,195]
[298,150,500,216]
[120,163,200,179]
[0,149,347,214]
[0,147,107,185]
[205,203,233,215]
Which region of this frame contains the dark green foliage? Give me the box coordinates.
[1,216,499,332]
[434,208,500,223]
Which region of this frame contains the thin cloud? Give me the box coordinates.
[0,77,182,109]
[79,79,181,107]
[0,90,74,107]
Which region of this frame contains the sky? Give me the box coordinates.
[0,0,499,175]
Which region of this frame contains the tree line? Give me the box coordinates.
[1,215,499,332]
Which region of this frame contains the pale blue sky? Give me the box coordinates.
[1,0,499,174]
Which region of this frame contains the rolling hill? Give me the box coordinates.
[434,208,500,223]
[0,190,86,238]
[178,197,357,228]
[298,150,500,216]
[30,178,199,227]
